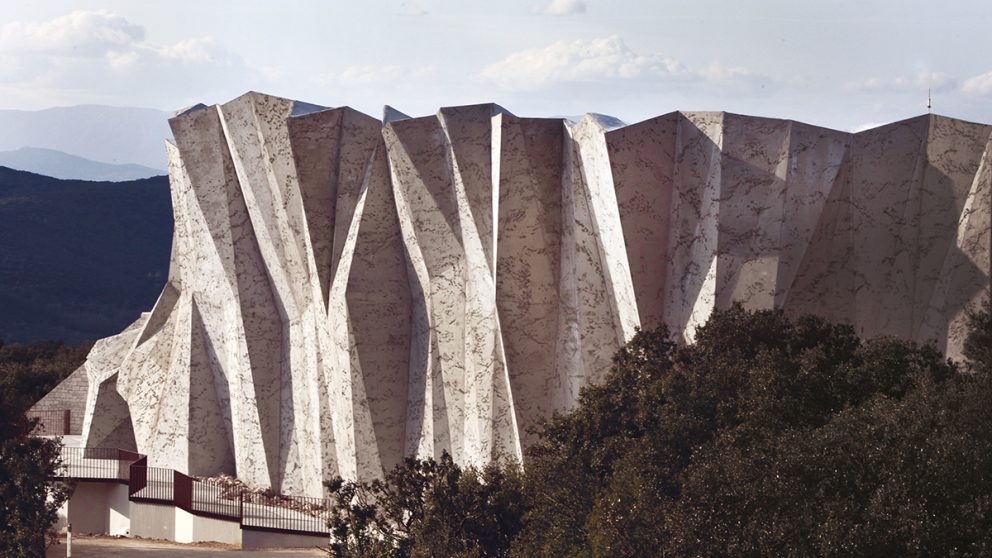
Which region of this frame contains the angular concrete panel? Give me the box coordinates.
[74,94,991,493]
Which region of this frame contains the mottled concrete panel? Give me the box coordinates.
[850,116,930,339]
[605,113,677,329]
[913,117,990,342]
[348,140,412,474]
[570,116,640,343]
[776,122,851,314]
[222,93,329,496]
[442,107,519,466]
[170,104,277,489]
[439,104,501,274]
[287,108,343,306]
[922,128,992,354]
[715,114,791,311]
[85,373,136,451]
[186,299,236,476]
[385,116,467,461]
[666,112,723,342]
[73,94,991,494]
[496,115,563,449]
[557,118,623,407]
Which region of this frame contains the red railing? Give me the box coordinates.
[241,492,331,537]
[173,471,244,521]
[56,445,332,537]
[128,466,174,503]
[129,455,148,495]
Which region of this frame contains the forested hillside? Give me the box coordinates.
[0,166,172,344]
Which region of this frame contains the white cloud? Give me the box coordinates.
[106,49,139,71]
[697,61,755,81]
[399,4,429,17]
[480,36,684,91]
[479,35,769,96]
[0,10,256,109]
[962,71,992,96]
[315,64,438,87]
[541,0,587,16]
[0,10,143,56]
[157,38,220,63]
[846,71,954,93]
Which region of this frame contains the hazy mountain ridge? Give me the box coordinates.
[0,147,164,182]
[0,105,172,171]
[0,166,173,344]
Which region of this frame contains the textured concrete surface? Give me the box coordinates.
[77,93,992,494]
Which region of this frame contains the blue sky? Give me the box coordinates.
[1,0,991,131]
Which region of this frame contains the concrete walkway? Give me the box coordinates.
[46,536,326,556]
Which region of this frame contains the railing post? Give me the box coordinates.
[239,490,244,526]
[174,470,191,513]
[129,456,147,496]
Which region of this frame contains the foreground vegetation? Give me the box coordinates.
[328,304,992,558]
[0,340,88,557]
[0,339,91,413]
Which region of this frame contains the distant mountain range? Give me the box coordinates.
[0,105,172,173]
[0,166,173,344]
[0,147,164,182]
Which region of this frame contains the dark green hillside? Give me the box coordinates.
[0,166,172,344]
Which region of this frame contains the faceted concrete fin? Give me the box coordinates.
[77,94,992,495]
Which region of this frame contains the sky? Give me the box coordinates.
[1,0,991,131]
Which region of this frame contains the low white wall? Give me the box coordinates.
[52,480,329,549]
[174,507,241,546]
[129,501,175,540]
[65,482,129,535]
[242,528,328,550]
[107,484,130,535]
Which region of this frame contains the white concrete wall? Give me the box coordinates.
[242,528,327,550]
[174,507,241,545]
[105,484,130,535]
[65,482,130,535]
[53,479,342,549]
[129,501,175,540]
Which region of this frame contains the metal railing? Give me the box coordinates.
[175,471,242,521]
[56,445,332,537]
[56,446,140,481]
[28,409,70,435]
[129,455,148,495]
[129,466,174,503]
[241,492,331,537]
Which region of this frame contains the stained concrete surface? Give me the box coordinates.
[74,94,992,492]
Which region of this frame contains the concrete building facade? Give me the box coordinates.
[77,93,992,496]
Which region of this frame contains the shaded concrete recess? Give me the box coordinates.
[79,92,992,496]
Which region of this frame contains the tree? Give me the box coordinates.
[514,305,992,557]
[0,340,91,413]
[324,304,992,557]
[327,452,526,558]
[0,340,83,557]
[0,397,71,557]
[964,297,992,374]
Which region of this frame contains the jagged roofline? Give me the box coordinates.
[172,91,981,133]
